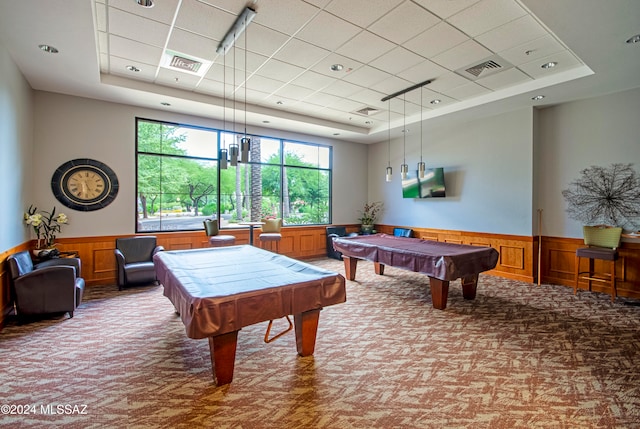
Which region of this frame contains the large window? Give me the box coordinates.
[136,118,332,232]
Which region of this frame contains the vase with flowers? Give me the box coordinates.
[24,205,68,257]
[358,202,383,234]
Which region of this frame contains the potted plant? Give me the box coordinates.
[562,163,640,232]
[24,205,68,257]
[358,202,383,234]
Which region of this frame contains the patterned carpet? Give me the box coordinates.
[1,257,639,429]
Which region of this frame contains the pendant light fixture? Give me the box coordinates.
[417,86,425,179]
[385,99,392,182]
[400,94,408,180]
[240,15,251,164]
[229,29,239,167]
[219,43,228,170]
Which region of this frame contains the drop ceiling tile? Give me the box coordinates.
[412,0,482,19]
[174,0,234,40]
[303,0,332,8]
[443,81,491,100]
[109,35,163,66]
[350,88,388,109]
[432,39,493,71]
[427,71,472,92]
[156,67,202,89]
[100,53,109,73]
[499,34,565,66]
[322,80,363,98]
[303,91,343,107]
[367,1,440,45]
[108,8,170,48]
[204,63,246,86]
[274,83,316,101]
[475,67,531,89]
[167,28,218,62]
[109,0,180,24]
[476,15,547,53]
[341,65,391,87]
[98,31,108,55]
[518,50,581,78]
[252,0,320,36]
[448,0,527,37]
[244,23,291,58]
[369,46,426,76]
[109,55,157,81]
[370,75,413,96]
[295,11,361,51]
[336,31,395,64]
[325,97,364,113]
[291,71,336,90]
[245,74,286,93]
[96,2,107,32]
[310,53,363,77]
[404,22,469,59]
[255,58,305,82]
[273,39,330,69]
[325,0,404,28]
[397,60,448,84]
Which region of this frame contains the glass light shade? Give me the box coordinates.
[385,166,393,182]
[401,163,408,180]
[219,148,228,169]
[418,161,425,178]
[229,143,239,166]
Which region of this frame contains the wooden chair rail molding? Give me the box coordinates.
[3,226,639,330]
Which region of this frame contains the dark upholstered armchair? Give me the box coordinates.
[114,236,164,290]
[326,226,358,260]
[7,251,85,319]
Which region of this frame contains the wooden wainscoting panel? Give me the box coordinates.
[299,233,316,252]
[93,248,116,274]
[498,245,525,270]
[547,248,575,279]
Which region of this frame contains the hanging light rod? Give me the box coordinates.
[216,7,257,55]
[381,79,433,102]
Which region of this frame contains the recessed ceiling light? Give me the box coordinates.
[430,99,441,105]
[262,120,270,124]
[333,133,340,136]
[276,101,283,105]
[531,95,545,101]
[626,34,640,44]
[401,129,409,133]
[160,102,171,106]
[365,121,372,125]
[541,61,558,69]
[126,65,141,72]
[136,0,154,7]
[330,64,344,72]
[38,44,58,54]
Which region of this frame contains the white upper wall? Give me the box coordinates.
[0,41,34,251]
[31,91,368,239]
[535,87,640,238]
[368,108,534,236]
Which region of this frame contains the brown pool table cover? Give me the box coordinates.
[332,234,499,281]
[154,246,346,339]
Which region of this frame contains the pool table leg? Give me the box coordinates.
[208,330,239,386]
[428,277,450,310]
[294,309,320,356]
[461,274,479,300]
[342,256,358,280]
[374,262,385,275]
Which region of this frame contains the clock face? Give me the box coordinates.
[51,159,119,211]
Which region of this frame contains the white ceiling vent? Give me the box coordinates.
[353,107,380,116]
[455,55,514,81]
[160,50,212,77]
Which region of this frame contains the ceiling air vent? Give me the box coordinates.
[160,50,212,77]
[354,107,380,116]
[455,55,514,81]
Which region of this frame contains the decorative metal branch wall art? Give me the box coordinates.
[562,163,640,230]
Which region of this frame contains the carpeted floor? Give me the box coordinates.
[1,257,639,428]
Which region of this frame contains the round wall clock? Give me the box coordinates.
[51,158,119,211]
